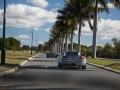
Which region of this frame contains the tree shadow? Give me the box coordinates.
[9,58,28,60]
[34,55,57,58]
[32,60,56,62]
[0,85,85,90]
[0,63,19,68]
[19,65,101,71]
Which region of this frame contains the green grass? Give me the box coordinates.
[110,66,120,70]
[0,50,37,72]
[87,59,114,66]
[87,58,120,70]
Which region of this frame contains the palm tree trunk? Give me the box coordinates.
[70,28,74,51]
[60,46,61,54]
[61,36,64,53]
[55,42,58,54]
[78,23,81,53]
[87,15,93,31]
[53,45,54,53]
[59,38,61,54]
[92,0,98,58]
[57,42,59,54]
[65,33,68,51]
[55,42,57,53]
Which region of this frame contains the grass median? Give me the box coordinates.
[87,58,120,70]
[0,50,37,72]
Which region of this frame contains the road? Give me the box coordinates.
[0,53,120,90]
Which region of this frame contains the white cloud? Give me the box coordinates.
[45,28,51,32]
[37,41,44,44]
[17,35,30,39]
[20,40,30,46]
[54,3,60,6]
[21,40,30,44]
[0,9,3,28]
[74,18,120,40]
[98,3,115,8]
[27,0,49,8]
[74,20,93,36]
[107,3,115,8]
[33,27,39,30]
[98,19,120,40]
[0,4,58,28]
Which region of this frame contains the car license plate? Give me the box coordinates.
[69,58,75,60]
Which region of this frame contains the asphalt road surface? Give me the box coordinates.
[0,53,120,90]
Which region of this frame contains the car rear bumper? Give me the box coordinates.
[59,62,86,66]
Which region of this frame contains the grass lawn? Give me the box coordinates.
[87,58,120,70]
[0,50,37,72]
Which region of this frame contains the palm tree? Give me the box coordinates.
[91,0,120,58]
[65,0,94,53]
[48,14,71,54]
[57,6,78,52]
[57,8,74,52]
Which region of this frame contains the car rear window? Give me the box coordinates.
[67,52,78,56]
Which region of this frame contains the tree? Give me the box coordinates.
[63,1,79,51]
[91,0,120,58]
[0,38,2,50]
[43,42,49,51]
[38,44,43,51]
[96,46,103,57]
[112,38,120,58]
[0,37,21,51]
[49,8,73,53]
[64,0,95,53]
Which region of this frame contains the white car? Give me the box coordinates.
[57,51,86,69]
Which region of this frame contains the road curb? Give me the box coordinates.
[0,53,40,77]
[87,62,120,74]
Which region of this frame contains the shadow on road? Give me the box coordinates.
[34,55,57,58]
[0,85,85,90]
[32,60,56,62]
[19,65,101,71]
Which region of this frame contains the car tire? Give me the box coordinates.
[82,65,86,69]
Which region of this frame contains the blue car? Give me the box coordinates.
[46,53,57,58]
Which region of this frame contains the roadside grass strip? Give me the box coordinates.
[0,50,36,72]
[87,59,120,70]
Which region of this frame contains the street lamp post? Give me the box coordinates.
[36,39,38,53]
[1,0,6,65]
[30,29,34,55]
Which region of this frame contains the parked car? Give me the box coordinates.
[57,51,86,69]
[46,53,57,58]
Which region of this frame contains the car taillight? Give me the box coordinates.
[62,56,68,60]
[80,56,85,60]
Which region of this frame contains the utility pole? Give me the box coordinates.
[36,39,38,53]
[1,0,6,65]
[30,29,34,55]
[36,39,37,47]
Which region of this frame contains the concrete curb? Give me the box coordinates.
[87,62,120,74]
[0,53,40,77]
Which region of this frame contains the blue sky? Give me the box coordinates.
[0,0,120,47]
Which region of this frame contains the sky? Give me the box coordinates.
[0,0,120,47]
